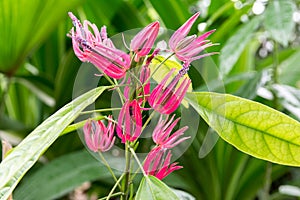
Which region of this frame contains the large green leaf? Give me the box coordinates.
[186,92,300,166]
[0,86,109,200]
[219,16,261,77]
[135,176,180,200]
[14,150,112,200]
[264,0,296,47]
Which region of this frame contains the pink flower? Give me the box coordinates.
[68,12,130,79]
[148,68,191,114]
[83,116,115,152]
[153,115,190,148]
[116,100,143,143]
[130,21,160,61]
[143,147,182,180]
[169,12,217,67]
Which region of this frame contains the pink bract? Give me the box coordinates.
[169,12,217,67]
[143,147,182,180]
[116,100,143,143]
[153,115,190,148]
[130,21,160,61]
[83,117,115,152]
[68,12,130,79]
[148,69,191,114]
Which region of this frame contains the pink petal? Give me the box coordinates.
[169,12,200,50]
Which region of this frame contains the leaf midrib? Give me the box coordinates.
[188,94,300,149]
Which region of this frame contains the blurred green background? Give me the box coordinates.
[1,0,300,199]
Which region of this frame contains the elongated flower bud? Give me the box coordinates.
[130,21,160,61]
[149,69,191,114]
[116,100,143,143]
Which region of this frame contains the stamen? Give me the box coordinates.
[178,67,189,76]
[176,35,196,50]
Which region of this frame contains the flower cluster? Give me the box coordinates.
[69,12,216,180]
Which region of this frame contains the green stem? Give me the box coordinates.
[260,41,279,200]
[106,174,125,200]
[121,142,131,200]
[261,162,272,200]
[103,73,125,104]
[60,116,105,136]
[113,78,125,104]
[129,183,134,200]
[142,111,155,132]
[98,192,123,200]
[206,2,233,28]
[129,146,146,176]
[271,41,279,109]
[98,152,122,190]
[80,107,122,115]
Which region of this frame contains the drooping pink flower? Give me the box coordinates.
[153,115,190,148]
[148,68,191,114]
[116,100,143,143]
[130,21,160,61]
[169,12,217,67]
[143,147,182,180]
[83,116,115,152]
[68,12,130,79]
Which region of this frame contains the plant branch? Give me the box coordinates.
[98,152,122,190]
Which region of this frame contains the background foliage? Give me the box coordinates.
[1,0,300,199]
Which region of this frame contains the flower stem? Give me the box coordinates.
[98,192,123,200]
[121,142,131,200]
[142,111,155,132]
[105,174,125,200]
[114,78,126,104]
[98,152,122,190]
[60,116,105,136]
[103,73,125,104]
[129,146,146,176]
[80,107,122,115]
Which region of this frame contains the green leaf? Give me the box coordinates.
[219,16,261,77]
[186,92,300,166]
[0,86,109,200]
[172,188,196,200]
[148,0,190,29]
[0,0,81,72]
[14,76,55,107]
[264,0,296,47]
[135,176,180,200]
[14,150,112,200]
